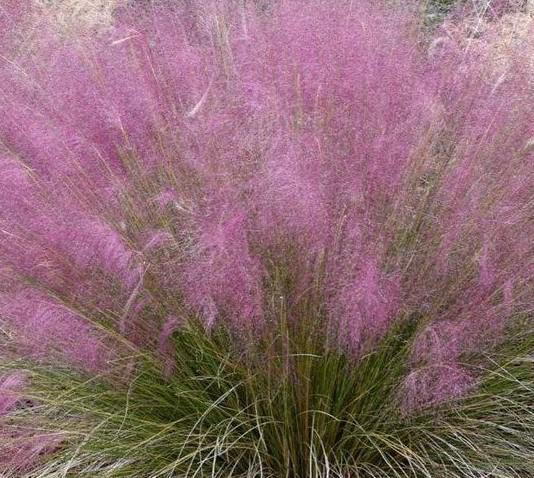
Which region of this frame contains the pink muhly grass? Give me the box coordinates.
[0,0,529,398]
[0,0,532,474]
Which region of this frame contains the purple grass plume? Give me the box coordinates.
[0,0,532,472]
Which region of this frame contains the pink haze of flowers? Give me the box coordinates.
[0,0,532,467]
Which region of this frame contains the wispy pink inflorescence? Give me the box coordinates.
[158,315,183,378]
[402,363,476,412]
[0,290,109,371]
[330,253,401,355]
[0,373,25,416]
[183,204,263,331]
[0,0,532,437]
[0,429,60,475]
[250,136,330,251]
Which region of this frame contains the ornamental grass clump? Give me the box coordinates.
[0,1,533,476]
